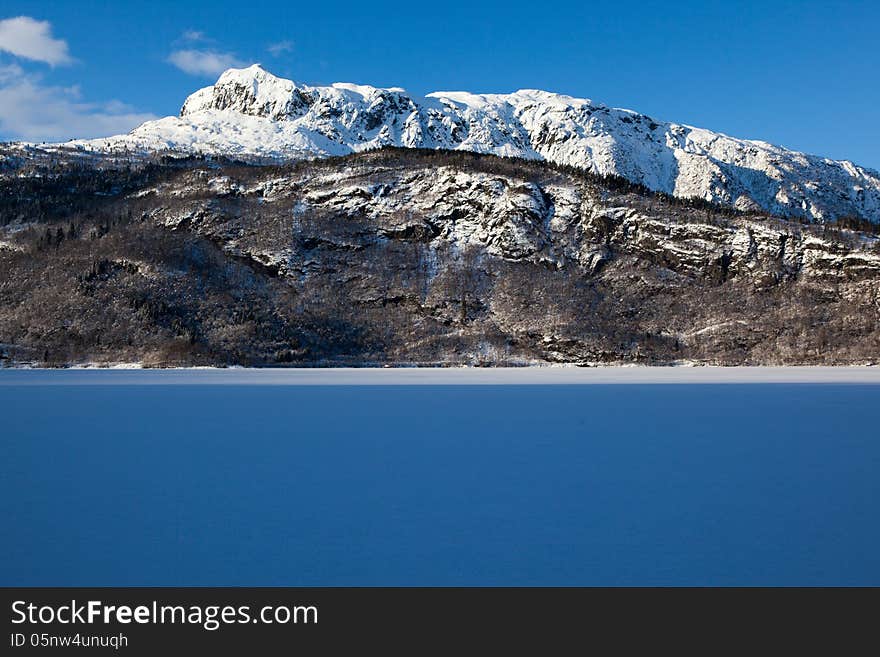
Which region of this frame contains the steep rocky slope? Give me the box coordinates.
[69,65,880,223]
[1,148,878,367]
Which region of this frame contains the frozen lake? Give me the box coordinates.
[2,369,879,585]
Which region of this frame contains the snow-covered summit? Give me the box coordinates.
[180,65,305,120]
[74,65,880,222]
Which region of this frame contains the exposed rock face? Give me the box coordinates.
[168,161,880,283]
[1,148,878,367]
[71,65,880,223]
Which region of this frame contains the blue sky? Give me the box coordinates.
[0,0,877,168]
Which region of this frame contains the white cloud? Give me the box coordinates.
[0,16,73,66]
[0,66,155,142]
[167,49,245,76]
[268,40,294,57]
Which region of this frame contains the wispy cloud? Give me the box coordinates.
[180,30,206,42]
[0,65,155,142]
[0,16,73,66]
[0,62,23,82]
[267,40,294,57]
[167,49,245,76]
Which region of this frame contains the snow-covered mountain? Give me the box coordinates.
[73,64,880,223]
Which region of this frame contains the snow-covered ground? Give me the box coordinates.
[2,366,879,385]
[66,64,880,223]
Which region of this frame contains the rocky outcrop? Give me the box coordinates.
[139,155,880,285]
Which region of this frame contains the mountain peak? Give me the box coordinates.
[216,63,278,85]
[180,64,304,120]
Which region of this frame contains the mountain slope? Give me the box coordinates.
[71,65,880,223]
[2,148,879,367]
